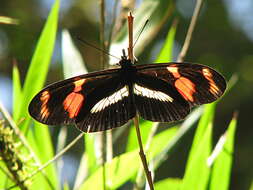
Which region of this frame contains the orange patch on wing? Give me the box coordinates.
[175,77,196,102]
[202,68,219,95]
[73,79,86,92]
[167,65,181,78]
[40,91,50,119]
[63,92,84,118]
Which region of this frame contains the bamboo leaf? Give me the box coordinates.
[209,113,237,190]
[126,120,153,152]
[156,20,177,62]
[16,0,59,133]
[61,29,87,78]
[12,63,22,121]
[180,123,212,190]
[185,103,216,167]
[16,0,60,188]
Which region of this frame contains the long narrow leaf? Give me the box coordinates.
[16,0,60,189]
[180,123,212,190]
[12,63,22,121]
[16,0,59,132]
[185,103,216,168]
[156,20,177,62]
[61,29,87,78]
[209,114,237,190]
[126,120,153,152]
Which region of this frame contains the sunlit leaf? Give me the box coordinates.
[15,0,60,189]
[180,123,212,190]
[16,0,59,132]
[156,20,177,62]
[12,63,22,121]
[209,114,237,190]
[155,178,181,190]
[61,29,87,78]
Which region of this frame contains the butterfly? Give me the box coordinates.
[28,51,226,133]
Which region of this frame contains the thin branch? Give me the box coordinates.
[133,117,154,190]
[127,12,134,61]
[100,0,106,69]
[134,123,159,190]
[177,0,204,62]
[99,0,107,189]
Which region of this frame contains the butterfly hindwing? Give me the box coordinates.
[76,84,136,132]
[136,62,226,107]
[133,72,190,122]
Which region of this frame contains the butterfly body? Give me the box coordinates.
[29,55,226,133]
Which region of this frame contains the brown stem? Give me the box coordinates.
[99,0,107,189]
[133,117,154,190]
[128,12,154,190]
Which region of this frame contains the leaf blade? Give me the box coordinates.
[209,114,237,190]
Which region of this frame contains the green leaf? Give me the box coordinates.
[186,103,216,167]
[0,162,9,188]
[79,126,178,190]
[26,125,58,190]
[209,114,237,190]
[155,178,182,190]
[12,63,22,121]
[126,120,153,152]
[250,181,253,190]
[180,122,212,190]
[156,20,177,62]
[61,29,87,78]
[33,122,57,184]
[16,0,60,188]
[16,0,59,132]
[85,134,97,174]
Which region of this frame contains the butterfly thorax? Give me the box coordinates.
[119,57,137,84]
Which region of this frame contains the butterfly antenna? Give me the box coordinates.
[133,19,149,48]
[76,37,121,60]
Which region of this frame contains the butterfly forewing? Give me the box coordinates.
[136,62,226,107]
[29,68,135,132]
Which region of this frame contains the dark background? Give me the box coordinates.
[0,0,252,189]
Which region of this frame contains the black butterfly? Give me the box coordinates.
[29,51,226,133]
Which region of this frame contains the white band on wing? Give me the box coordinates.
[134,84,173,102]
[91,86,129,113]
